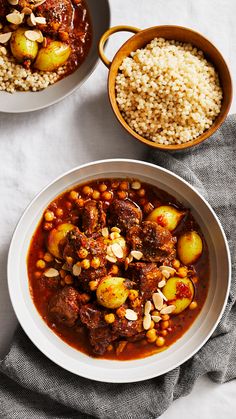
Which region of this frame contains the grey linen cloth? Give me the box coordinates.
[0,114,236,419]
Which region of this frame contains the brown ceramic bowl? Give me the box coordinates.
[99,25,232,150]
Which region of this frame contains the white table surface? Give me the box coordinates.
[0,0,235,417]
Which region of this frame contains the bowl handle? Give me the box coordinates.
[98,25,140,68]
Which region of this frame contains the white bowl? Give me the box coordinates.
[8,159,231,383]
[0,0,110,113]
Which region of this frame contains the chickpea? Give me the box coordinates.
[102,191,112,200]
[138,188,146,197]
[55,208,63,217]
[69,190,78,201]
[81,259,90,269]
[77,248,88,259]
[152,310,160,317]
[107,344,113,352]
[65,201,72,210]
[104,313,115,324]
[117,191,127,200]
[189,301,198,310]
[160,330,168,337]
[44,222,53,231]
[119,181,129,191]
[109,264,119,275]
[172,259,181,269]
[36,259,46,269]
[99,184,107,192]
[146,329,157,342]
[110,232,120,240]
[89,280,99,291]
[64,274,73,285]
[116,306,126,318]
[92,190,100,200]
[149,320,155,330]
[44,252,53,262]
[82,186,93,195]
[161,314,170,321]
[177,267,188,278]
[76,198,84,207]
[60,269,66,278]
[34,271,41,279]
[91,257,101,269]
[161,320,169,330]
[111,181,119,189]
[156,336,165,347]
[44,211,54,222]
[66,256,73,265]
[129,289,139,301]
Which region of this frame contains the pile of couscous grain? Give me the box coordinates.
[115,38,223,145]
[0,47,65,93]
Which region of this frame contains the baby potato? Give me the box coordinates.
[146,205,185,231]
[162,276,194,314]
[96,276,130,309]
[177,231,203,265]
[10,28,38,63]
[34,41,71,71]
[47,223,75,258]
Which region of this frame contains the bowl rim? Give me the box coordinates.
[0,0,111,114]
[105,25,233,150]
[7,158,231,382]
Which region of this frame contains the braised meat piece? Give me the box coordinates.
[37,0,74,34]
[48,286,79,327]
[112,306,143,338]
[127,221,176,263]
[0,0,7,18]
[108,199,142,232]
[80,303,117,354]
[63,230,107,266]
[77,266,107,292]
[81,200,106,235]
[128,262,162,299]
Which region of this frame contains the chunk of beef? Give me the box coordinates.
[112,306,143,338]
[128,262,162,299]
[127,221,176,263]
[80,303,106,329]
[63,230,106,267]
[48,286,79,327]
[37,0,74,34]
[89,326,118,355]
[81,200,106,235]
[77,266,107,292]
[108,199,142,232]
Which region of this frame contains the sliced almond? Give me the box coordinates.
[55,258,62,264]
[106,245,114,257]
[125,309,138,321]
[72,263,81,276]
[110,232,120,240]
[34,29,43,42]
[131,181,141,190]
[101,227,109,238]
[111,243,123,259]
[143,314,152,330]
[8,0,19,5]
[6,12,24,25]
[152,292,163,311]
[27,12,36,26]
[144,300,152,316]
[33,0,46,7]
[152,315,162,323]
[159,266,176,279]
[160,305,176,315]
[158,279,166,288]
[130,250,143,260]
[35,16,46,24]
[0,46,7,55]
[106,255,117,263]
[44,268,59,277]
[158,289,168,302]
[0,32,12,44]
[111,227,121,233]
[24,29,41,41]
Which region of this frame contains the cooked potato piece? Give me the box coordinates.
[162,276,194,314]
[10,28,38,63]
[47,223,75,258]
[34,41,71,71]
[177,231,203,265]
[146,205,185,231]
[96,276,130,309]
